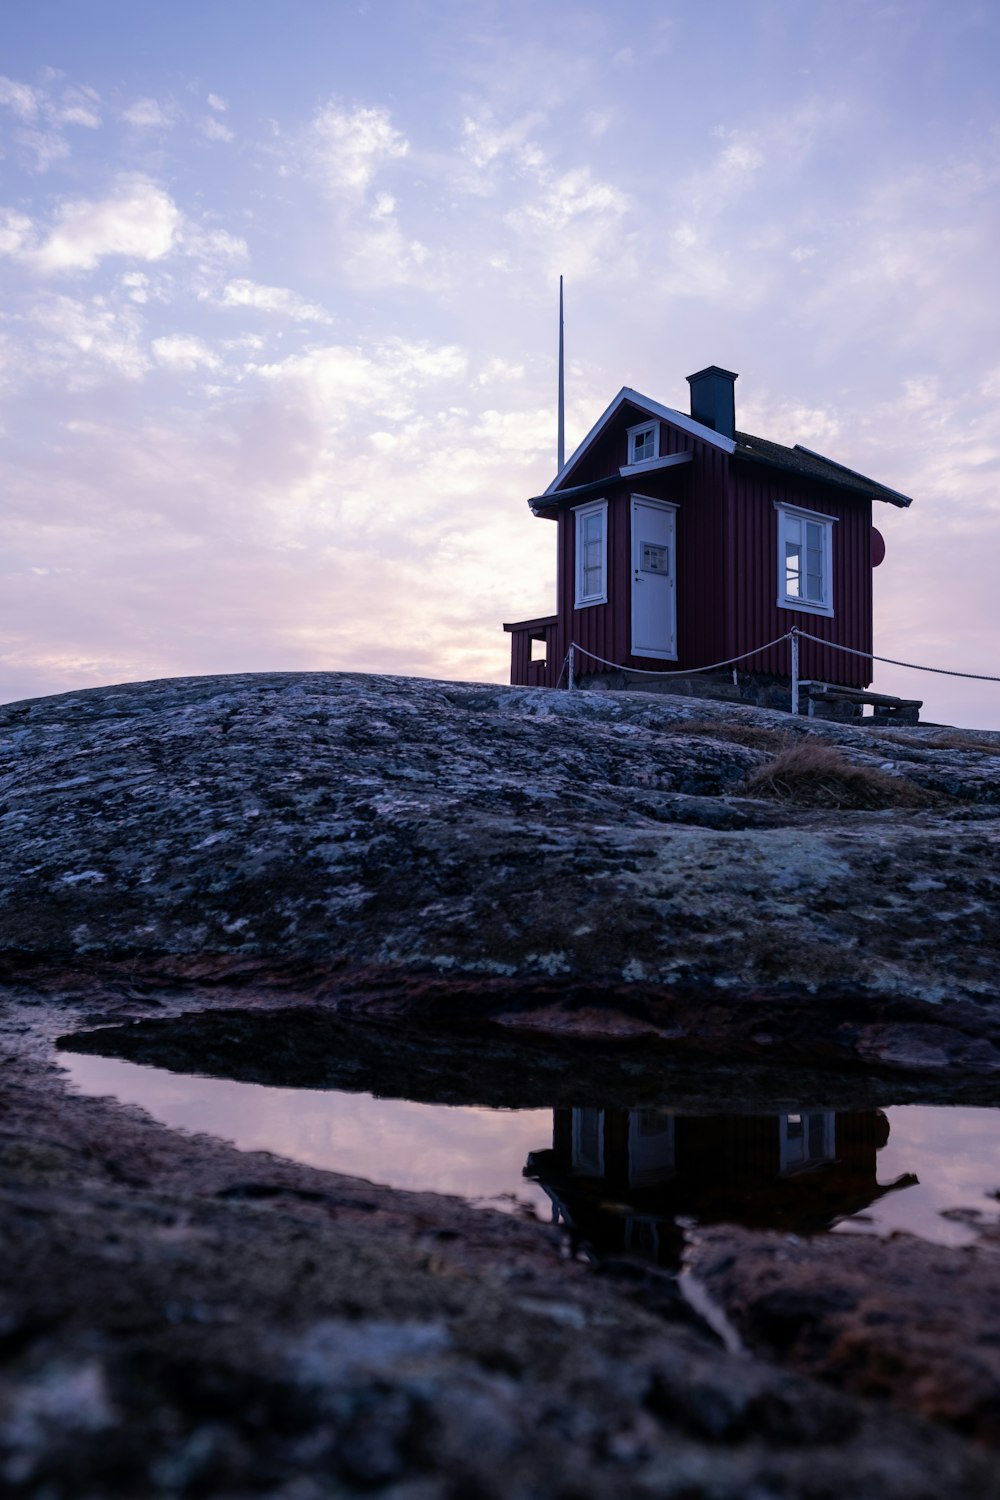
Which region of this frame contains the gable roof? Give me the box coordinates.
[734,432,913,508]
[542,385,736,497]
[535,383,913,511]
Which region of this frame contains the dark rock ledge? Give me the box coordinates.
[4,671,1000,1496]
[2,1007,1000,1499]
[3,670,1000,1075]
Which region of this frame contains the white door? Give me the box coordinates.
[631,496,677,659]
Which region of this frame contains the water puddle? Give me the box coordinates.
[61,1050,1000,1264]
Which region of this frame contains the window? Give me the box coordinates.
[779,1112,836,1175]
[627,1110,676,1186]
[627,420,659,466]
[574,499,608,607]
[571,1109,605,1176]
[775,502,835,617]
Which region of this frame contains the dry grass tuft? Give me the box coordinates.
[885,730,999,754]
[676,720,793,753]
[742,741,935,809]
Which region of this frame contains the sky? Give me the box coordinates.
[1,0,998,727]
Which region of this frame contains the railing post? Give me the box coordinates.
[567,644,575,691]
[790,630,799,715]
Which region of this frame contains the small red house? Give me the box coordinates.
[504,366,912,711]
[525,1105,907,1265]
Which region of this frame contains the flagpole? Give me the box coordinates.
[557,274,565,472]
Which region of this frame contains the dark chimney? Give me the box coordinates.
[686,366,738,440]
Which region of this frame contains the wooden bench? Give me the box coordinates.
[798,680,922,724]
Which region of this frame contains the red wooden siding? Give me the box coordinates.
[507,400,876,691]
[728,466,873,686]
[550,403,649,681]
[552,412,736,679]
[667,441,730,674]
[504,615,559,688]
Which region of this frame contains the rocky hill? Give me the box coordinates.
[4,672,1000,1498]
[3,671,1000,1079]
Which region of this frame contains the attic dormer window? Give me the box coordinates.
[627,420,659,466]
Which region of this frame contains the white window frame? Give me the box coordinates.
[573,498,608,608]
[775,501,836,618]
[627,1109,676,1186]
[626,419,660,467]
[571,1108,605,1176]
[778,1112,836,1176]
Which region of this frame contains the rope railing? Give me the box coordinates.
[561,626,1000,715]
[791,628,1000,684]
[568,634,794,679]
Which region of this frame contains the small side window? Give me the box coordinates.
[574,499,608,607]
[775,502,835,617]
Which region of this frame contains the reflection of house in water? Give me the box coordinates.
[525,1107,916,1268]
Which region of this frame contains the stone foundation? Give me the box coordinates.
[574,669,864,721]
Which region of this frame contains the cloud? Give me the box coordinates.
[0,75,102,171]
[504,163,631,281]
[476,358,525,386]
[178,223,248,264]
[30,294,150,383]
[716,136,765,179]
[14,128,70,172]
[0,176,248,278]
[200,116,234,143]
[219,279,332,322]
[459,110,547,184]
[739,395,842,449]
[122,97,172,128]
[32,176,181,273]
[292,98,435,288]
[120,271,149,303]
[51,85,101,129]
[250,338,468,424]
[307,100,410,199]
[0,209,34,258]
[0,304,558,709]
[0,76,41,119]
[456,107,630,280]
[512,164,628,233]
[152,335,222,371]
[207,94,228,112]
[340,218,433,289]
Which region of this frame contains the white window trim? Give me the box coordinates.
[619,450,692,479]
[778,1112,836,1176]
[774,501,836,618]
[571,1109,605,1176]
[573,498,608,608]
[627,1109,676,1186]
[626,419,660,467]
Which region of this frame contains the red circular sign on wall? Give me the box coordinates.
[871,528,886,567]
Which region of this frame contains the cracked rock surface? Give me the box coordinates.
[3,671,1000,1076]
[4,672,1000,1496]
[2,1001,999,1500]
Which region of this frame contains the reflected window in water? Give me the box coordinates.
[60,1050,1000,1270]
[779,1112,836,1175]
[571,1108,605,1176]
[628,1110,675,1186]
[528,1105,915,1268]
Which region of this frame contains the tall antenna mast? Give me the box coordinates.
[557,274,565,472]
